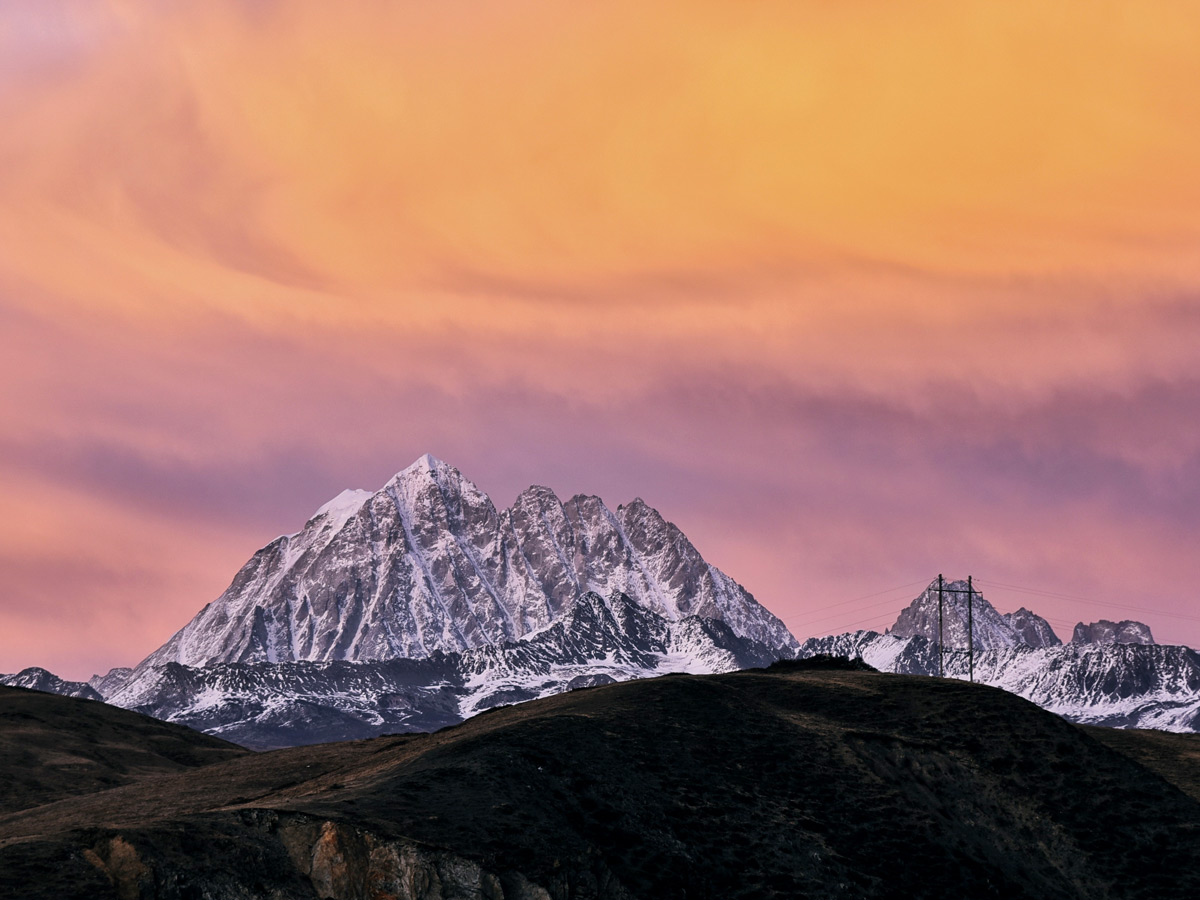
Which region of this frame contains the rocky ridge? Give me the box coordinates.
[1072,619,1156,645]
[0,667,102,701]
[85,591,780,749]
[799,578,1199,731]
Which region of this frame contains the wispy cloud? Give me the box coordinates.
[2,1,1200,677]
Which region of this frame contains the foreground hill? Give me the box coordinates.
[0,686,246,815]
[2,664,1198,899]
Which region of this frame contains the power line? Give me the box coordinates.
[973,578,1092,603]
[807,608,900,635]
[781,579,929,622]
[786,595,917,630]
[976,579,1200,625]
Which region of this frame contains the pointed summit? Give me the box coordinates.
[892,578,1060,648]
[889,577,1058,650]
[390,452,455,483]
[136,458,797,669]
[310,489,372,532]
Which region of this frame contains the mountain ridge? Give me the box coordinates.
[138,455,795,671]
[799,577,1197,732]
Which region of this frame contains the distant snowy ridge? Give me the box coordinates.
[92,591,780,748]
[0,667,101,701]
[798,577,1198,732]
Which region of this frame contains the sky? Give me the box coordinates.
[2,0,1200,680]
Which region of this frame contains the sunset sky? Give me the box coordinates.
[3,1,1200,680]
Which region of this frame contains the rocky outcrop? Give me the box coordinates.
[281,818,557,900]
[887,579,1059,650]
[1002,607,1063,648]
[1072,619,1155,646]
[0,667,102,700]
[75,812,608,900]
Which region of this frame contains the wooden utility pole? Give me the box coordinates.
[967,575,974,683]
[937,573,944,677]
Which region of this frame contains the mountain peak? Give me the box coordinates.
[889,577,1059,650]
[391,452,455,482]
[1072,619,1155,646]
[310,489,372,530]
[137,459,797,669]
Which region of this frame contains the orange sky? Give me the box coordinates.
[3,1,1200,678]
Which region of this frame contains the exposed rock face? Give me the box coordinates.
[139,454,796,669]
[100,591,783,749]
[72,812,563,900]
[1003,607,1063,648]
[887,579,1059,650]
[1072,619,1155,646]
[0,667,102,701]
[280,818,559,900]
[797,631,1200,732]
[794,578,1197,732]
[88,667,133,697]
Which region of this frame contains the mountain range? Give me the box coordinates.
[798,578,1200,732]
[3,457,1198,746]
[4,456,794,747]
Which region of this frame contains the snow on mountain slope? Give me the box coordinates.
[98,592,782,748]
[887,578,1059,650]
[139,455,796,670]
[0,668,102,701]
[1072,619,1156,645]
[795,578,1198,732]
[1003,607,1063,648]
[798,633,1200,732]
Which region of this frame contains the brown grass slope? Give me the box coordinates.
[1082,725,1200,802]
[0,685,246,815]
[1,665,1199,899]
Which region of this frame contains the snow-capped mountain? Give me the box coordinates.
[141,454,795,669]
[86,591,783,749]
[887,578,1060,650]
[799,578,1199,732]
[8,457,794,747]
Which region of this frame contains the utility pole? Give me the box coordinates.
[967,574,974,683]
[937,573,944,678]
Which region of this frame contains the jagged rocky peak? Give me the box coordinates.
[1003,607,1063,648]
[1072,619,1155,646]
[888,578,1059,650]
[136,455,797,670]
[0,667,102,701]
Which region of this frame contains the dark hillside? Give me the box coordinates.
[1083,724,1200,801]
[0,685,246,815]
[1,670,1198,899]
